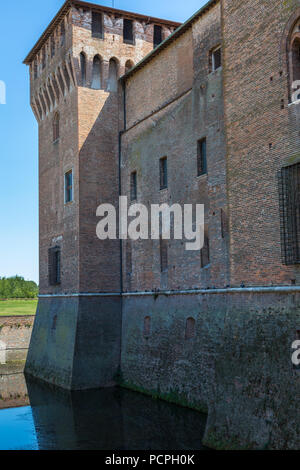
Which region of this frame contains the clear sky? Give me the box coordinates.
[0,0,206,283]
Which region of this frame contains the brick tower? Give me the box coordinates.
[23,0,179,389]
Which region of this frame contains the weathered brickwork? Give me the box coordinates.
[223,0,300,287]
[24,0,300,449]
[122,2,228,291]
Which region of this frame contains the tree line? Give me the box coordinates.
[0,276,38,299]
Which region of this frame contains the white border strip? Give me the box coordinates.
[38,285,300,298]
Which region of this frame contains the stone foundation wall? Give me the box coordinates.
[0,316,34,363]
[120,290,300,449]
[25,296,122,390]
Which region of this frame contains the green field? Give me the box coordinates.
[0,299,37,316]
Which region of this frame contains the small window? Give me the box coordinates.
[211,46,222,71]
[130,171,137,201]
[197,138,207,176]
[124,19,134,44]
[160,238,168,273]
[53,113,59,142]
[201,232,210,268]
[80,52,86,87]
[52,315,57,330]
[126,240,132,276]
[48,246,61,286]
[160,157,168,190]
[154,25,163,48]
[185,317,195,340]
[92,12,103,39]
[65,170,73,204]
[143,316,151,337]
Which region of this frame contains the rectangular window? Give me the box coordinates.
[160,157,168,190]
[201,233,210,268]
[130,171,137,201]
[92,12,103,39]
[278,163,300,264]
[126,240,132,276]
[154,25,163,48]
[197,138,207,176]
[123,19,134,44]
[160,238,168,272]
[65,170,73,204]
[211,46,222,71]
[48,246,61,286]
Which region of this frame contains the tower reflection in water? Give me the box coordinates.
[0,368,207,450]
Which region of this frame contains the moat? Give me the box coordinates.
[0,363,207,450]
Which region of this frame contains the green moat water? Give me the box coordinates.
[0,363,208,450]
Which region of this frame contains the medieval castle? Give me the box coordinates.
[24,0,299,449]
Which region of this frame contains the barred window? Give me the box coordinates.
[48,246,61,286]
[278,163,300,264]
[160,157,168,190]
[197,138,207,176]
[65,170,73,203]
[130,171,137,201]
[210,46,222,72]
[123,19,134,44]
[92,12,103,39]
[154,25,163,48]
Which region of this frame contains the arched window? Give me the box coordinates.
[91,55,102,89]
[125,60,134,74]
[80,52,86,87]
[286,17,300,102]
[53,113,59,142]
[185,317,195,340]
[291,37,300,100]
[107,58,118,92]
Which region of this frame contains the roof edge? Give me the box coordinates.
[23,1,71,64]
[121,0,219,82]
[23,0,181,65]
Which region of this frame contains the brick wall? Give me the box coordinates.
[122,2,229,291]
[223,0,300,287]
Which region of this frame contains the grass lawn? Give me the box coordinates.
[0,299,37,316]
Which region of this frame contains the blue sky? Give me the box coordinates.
[0,0,205,283]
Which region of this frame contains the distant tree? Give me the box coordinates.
[0,276,38,299]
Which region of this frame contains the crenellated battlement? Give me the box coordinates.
[25,1,180,122]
